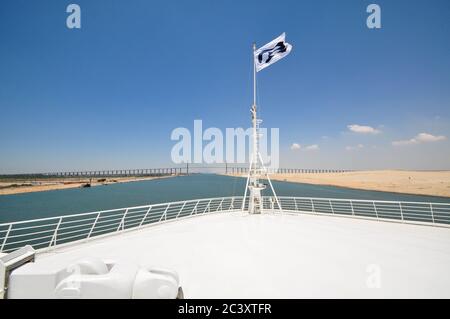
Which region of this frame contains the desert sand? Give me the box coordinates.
[231,170,450,198]
[0,176,175,195]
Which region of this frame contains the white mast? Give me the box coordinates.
[242,43,281,214]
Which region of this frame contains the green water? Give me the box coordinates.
[0,174,449,223]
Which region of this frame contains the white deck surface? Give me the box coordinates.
[35,212,450,298]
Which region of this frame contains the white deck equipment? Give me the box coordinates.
[6,255,182,299]
[0,245,35,299]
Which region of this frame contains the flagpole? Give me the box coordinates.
[241,43,255,212]
[252,42,259,214]
[244,35,291,214]
[253,42,256,107]
[252,42,258,190]
[243,42,259,213]
[247,42,264,214]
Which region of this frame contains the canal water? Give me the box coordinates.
[0,174,449,223]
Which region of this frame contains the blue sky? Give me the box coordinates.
[0,0,449,173]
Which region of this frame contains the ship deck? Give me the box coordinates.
[34,212,450,298]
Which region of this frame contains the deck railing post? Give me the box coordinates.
[1,224,12,252]
[329,200,335,214]
[350,201,355,216]
[373,201,379,220]
[88,212,101,238]
[294,198,298,211]
[190,201,199,216]
[229,197,235,210]
[203,200,212,214]
[399,203,404,222]
[176,202,187,219]
[217,198,224,212]
[49,217,63,247]
[159,204,170,222]
[117,209,129,231]
[139,206,153,227]
[430,203,435,224]
[311,199,316,213]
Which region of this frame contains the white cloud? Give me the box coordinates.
[347,124,381,134]
[392,139,416,146]
[290,143,319,151]
[392,132,446,146]
[416,133,446,142]
[305,144,319,151]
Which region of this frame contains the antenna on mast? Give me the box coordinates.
[242,42,281,214]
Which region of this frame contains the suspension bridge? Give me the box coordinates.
[0,164,352,179]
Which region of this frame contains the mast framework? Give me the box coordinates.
[242,43,281,214]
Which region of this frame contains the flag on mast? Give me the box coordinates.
[254,33,292,72]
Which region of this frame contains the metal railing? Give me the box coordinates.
[272,196,450,226]
[1,196,449,254]
[0,197,244,254]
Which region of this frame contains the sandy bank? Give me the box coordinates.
[0,175,177,195]
[229,170,450,198]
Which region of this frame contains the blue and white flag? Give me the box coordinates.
[254,33,292,72]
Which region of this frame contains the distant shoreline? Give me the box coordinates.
[226,170,450,198]
[0,175,178,195]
